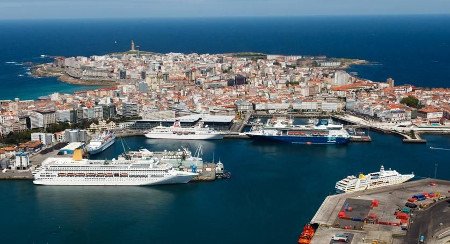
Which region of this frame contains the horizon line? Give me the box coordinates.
[1,13,450,22]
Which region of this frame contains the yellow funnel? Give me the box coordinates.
[359,173,366,179]
[73,149,83,161]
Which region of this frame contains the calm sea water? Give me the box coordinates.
[1,133,450,243]
[1,15,450,100]
[1,16,450,243]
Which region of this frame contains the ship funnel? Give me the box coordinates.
[73,149,83,161]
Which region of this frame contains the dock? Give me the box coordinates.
[0,170,33,180]
[401,131,427,144]
[309,179,450,243]
[191,163,216,181]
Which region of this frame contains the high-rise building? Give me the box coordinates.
[122,102,139,118]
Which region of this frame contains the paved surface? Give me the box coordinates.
[310,179,450,244]
[335,199,372,229]
[404,199,450,244]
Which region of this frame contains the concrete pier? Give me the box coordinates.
[309,179,450,244]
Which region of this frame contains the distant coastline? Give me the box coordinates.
[31,63,118,86]
[30,51,367,88]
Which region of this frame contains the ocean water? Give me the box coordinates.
[1,15,450,100]
[1,133,450,243]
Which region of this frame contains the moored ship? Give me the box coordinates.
[335,165,415,193]
[247,119,350,144]
[144,120,224,140]
[86,131,116,155]
[33,150,197,186]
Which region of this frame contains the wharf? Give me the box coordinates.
[401,132,427,144]
[191,163,216,181]
[223,133,250,139]
[309,178,450,244]
[0,170,33,180]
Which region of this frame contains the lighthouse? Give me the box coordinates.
[131,40,135,51]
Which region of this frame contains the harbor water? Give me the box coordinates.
[1,132,449,243]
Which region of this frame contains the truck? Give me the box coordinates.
[331,234,349,242]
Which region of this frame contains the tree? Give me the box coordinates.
[400,95,422,109]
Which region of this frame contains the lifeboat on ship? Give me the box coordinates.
[297,224,315,244]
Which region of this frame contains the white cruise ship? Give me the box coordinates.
[144,120,224,140]
[86,131,116,155]
[33,150,197,186]
[335,166,414,193]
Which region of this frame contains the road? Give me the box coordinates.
[404,199,450,243]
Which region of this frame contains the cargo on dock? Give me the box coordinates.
[308,179,450,244]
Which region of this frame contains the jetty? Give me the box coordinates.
[309,178,450,244]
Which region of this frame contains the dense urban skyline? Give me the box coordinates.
[1,0,450,19]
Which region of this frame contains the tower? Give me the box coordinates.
[131,40,135,51]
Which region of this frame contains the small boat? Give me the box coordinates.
[297,224,315,244]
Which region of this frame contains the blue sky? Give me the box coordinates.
[1,0,450,19]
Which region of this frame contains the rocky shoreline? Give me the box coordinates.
[31,64,118,86]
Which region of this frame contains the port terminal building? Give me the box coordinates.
[125,114,235,131]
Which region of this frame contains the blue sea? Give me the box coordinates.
[1,15,450,100]
[1,16,450,243]
[1,133,450,243]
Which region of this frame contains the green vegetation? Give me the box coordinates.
[45,122,71,133]
[400,95,423,109]
[0,130,38,145]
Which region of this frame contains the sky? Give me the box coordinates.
[1,0,450,19]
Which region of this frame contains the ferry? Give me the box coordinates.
[247,119,350,144]
[33,149,197,186]
[124,147,204,169]
[335,166,415,193]
[86,131,116,155]
[144,120,224,140]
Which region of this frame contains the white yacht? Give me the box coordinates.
[33,150,197,186]
[144,120,224,140]
[335,166,414,193]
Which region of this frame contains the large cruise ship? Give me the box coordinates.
[335,166,415,193]
[86,131,116,155]
[33,150,198,186]
[144,120,224,140]
[247,119,350,144]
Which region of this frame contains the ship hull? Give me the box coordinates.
[87,137,116,155]
[33,174,196,186]
[335,175,415,193]
[248,134,349,144]
[144,133,223,140]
